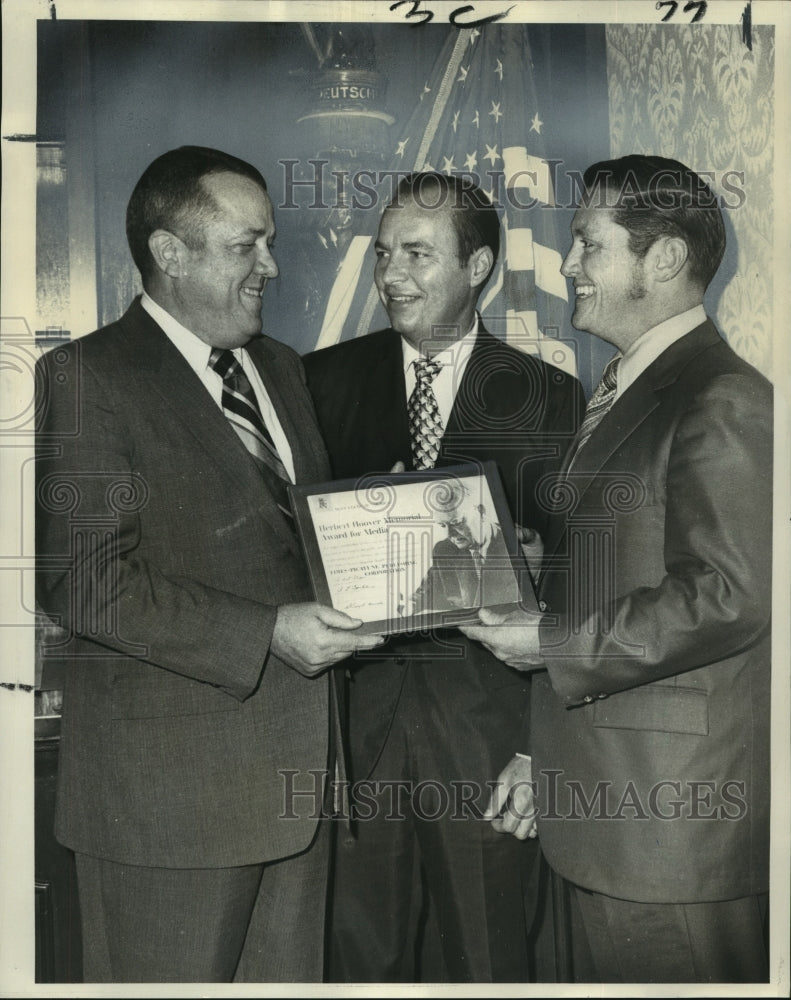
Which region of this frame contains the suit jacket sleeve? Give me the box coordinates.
[540,368,773,705]
[36,346,279,703]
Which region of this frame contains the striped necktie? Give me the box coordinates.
[564,355,621,474]
[209,348,293,521]
[408,357,444,470]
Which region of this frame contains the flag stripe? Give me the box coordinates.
[412,30,473,170]
[534,241,569,301]
[502,148,556,207]
[505,226,535,272]
[317,235,373,349]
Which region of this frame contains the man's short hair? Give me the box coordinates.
[429,479,476,518]
[126,145,268,285]
[390,172,501,272]
[581,154,726,290]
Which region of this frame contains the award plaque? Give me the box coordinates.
[288,462,538,635]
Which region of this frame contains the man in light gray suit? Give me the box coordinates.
[35,146,383,983]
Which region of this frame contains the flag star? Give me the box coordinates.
[530,112,544,134]
[457,65,469,84]
[441,156,456,175]
[483,143,501,166]
[489,101,503,123]
[395,137,410,158]
[468,28,481,46]
[452,110,460,133]
[494,58,503,81]
[471,109,480,128]
[464,150,478,171]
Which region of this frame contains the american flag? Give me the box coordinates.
[313,23,577,377]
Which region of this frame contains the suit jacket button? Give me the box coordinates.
[538,601,548,612]
[597,692,608,700]
[583,694,594,703]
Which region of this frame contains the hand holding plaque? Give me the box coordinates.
[288,462,538,635]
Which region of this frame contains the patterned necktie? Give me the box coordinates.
[564,355,621,474]
[408,357,444,470]
[209,348,293,521]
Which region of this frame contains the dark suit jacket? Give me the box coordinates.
[305,326,584,539]
[36,298,332,869]
[305,325,584,780]
[531,320,772,903]
[411,527,519,613]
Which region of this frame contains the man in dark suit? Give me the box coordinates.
[410,479,520,614]
[464,155,772,983]
[35,146,383,983]
[304,172,584,982]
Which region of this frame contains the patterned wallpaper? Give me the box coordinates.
[606,24,774,377]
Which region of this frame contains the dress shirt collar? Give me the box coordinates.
[141,292,296,482]
[615,304,706,399]
[140,290,221,378]
[401,313,479,376]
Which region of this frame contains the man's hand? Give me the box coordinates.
[460,607,544,669]
[485,755,538,840]
[272,602,384,677]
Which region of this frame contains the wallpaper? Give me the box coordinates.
[606,24,774,377]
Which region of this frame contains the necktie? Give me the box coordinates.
[408,357,444,470]
[564,355,621,473]
[209,348,293,521]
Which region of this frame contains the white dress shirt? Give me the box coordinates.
[141,292,295,481]
[401,314,479,428]
[614,304,707,401]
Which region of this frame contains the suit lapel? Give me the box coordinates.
[544,321,723,562]
[569,379,660,481]
[246,336,327,487]
[367,329,412,468]
[119,302,260,491]
[441,326,533,454]
[443,326,493,443]
[571,321,720,483]
[118,301,302,551]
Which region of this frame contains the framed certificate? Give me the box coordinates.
[288,462,538,635]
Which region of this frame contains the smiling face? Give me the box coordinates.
[560,206,651,351]
[169,172,279,349]
[374,197,486,354]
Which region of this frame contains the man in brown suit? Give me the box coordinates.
[464,155,772,983]
[36,146,383,983]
